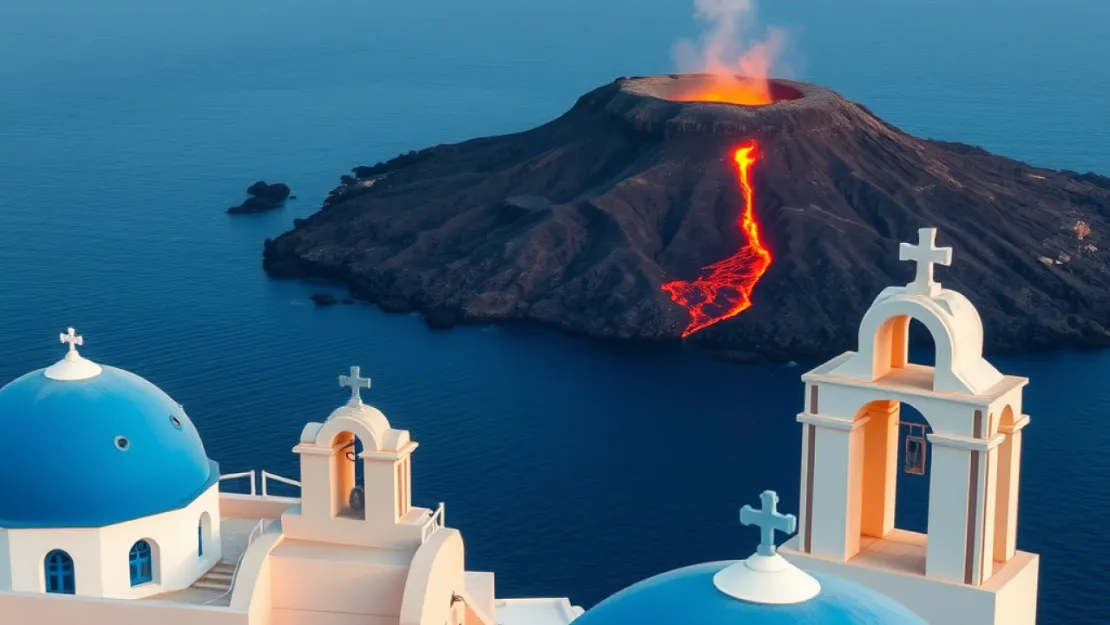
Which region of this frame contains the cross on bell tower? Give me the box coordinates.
[899,227,952,297]
[741,490,797,556]
[339,366,371,405]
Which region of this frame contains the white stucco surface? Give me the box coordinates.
[495,598,583,625]
[3,484,221,599]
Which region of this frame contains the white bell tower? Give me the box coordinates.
[281,366,445,550]
[779,228,1040,625]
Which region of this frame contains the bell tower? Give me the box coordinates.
[779,228,1040,625]
[281,366,444,550]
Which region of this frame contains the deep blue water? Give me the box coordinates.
[1,0,1108,623]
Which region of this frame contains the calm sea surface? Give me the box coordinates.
[1,0,1108,622]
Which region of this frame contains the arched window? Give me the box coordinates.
[198,511,212,559]
[44,550,75,594]
[128,540,153,586]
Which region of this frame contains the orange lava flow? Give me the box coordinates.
[670,76,774,106]
[661,143,773,337]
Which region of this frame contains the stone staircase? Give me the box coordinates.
[193,560,236,593]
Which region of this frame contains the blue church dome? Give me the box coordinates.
[0,329,218,528]
[575,490,926,625]
[573,562,926,625]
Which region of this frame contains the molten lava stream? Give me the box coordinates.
[662,143,773,337]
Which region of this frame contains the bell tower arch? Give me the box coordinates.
[781,228,1039,625]
[281,366,442,551]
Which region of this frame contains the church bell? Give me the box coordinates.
[903,423,927,475]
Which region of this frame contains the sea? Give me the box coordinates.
[1,0,1108,622]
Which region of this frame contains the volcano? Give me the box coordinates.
[262,74,1110,361]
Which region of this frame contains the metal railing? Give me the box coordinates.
[420,502,446,543]
[203,519,266,606]
[218,470,257,496]
[261,470,301,497]
[218,470,300,498]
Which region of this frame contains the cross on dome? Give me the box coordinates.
[713,489,820,604]
[339,366,371,405]
[740,490,796,556]
[60,327,83,356]
[899,227,952,297]
[44,326,102,381]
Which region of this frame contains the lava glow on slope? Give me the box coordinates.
[662,143,772,337]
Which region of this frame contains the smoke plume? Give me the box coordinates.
[673,0,787,82]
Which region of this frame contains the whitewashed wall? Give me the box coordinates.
[4,483,221,598]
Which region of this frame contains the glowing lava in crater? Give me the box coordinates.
[670,75,776,106]
[662,142,773,337]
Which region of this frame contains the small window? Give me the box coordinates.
[198,512,212,559]
[44,550,75,594]
[128,540,153,586]
[169,415,182,430]
[114,436,130,451]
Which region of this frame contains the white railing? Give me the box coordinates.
[420,502,446,543]
[218,470,257,496]
[204,519,265,606]
[261,470,301,497]
[218,470,301,498]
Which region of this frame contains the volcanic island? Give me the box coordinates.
[262,74,1110,362]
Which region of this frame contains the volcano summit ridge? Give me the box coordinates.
[588,76,888,142]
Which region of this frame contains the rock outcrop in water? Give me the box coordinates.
[261,75,1110,361]
[228,181,292,214]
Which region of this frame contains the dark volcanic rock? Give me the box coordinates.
[228,181,292,214]
[310,293,337,306]
[424,310,460,330]
[263,74,1110,360]
[247,181,291,201]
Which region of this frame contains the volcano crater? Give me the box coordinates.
[600,75,858,139]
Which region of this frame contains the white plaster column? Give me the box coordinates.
[292,442,334,520]
[362,451,403,529]
[797,422,814,553]
[994,415,1029,563]
[860,400,899,539]
[797,412,868,561]
[796,384,819,553]
[923,435,971,583]
[925,432,1000,585]
[978,445,998,585]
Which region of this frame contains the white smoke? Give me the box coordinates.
[673,0,788,80]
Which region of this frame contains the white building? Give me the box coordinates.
[0,334,579,625]
[0,228,1038,624]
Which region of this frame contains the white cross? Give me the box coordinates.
[339,366,371,405]
[740,490,797,556]
[899,227,952,297]
[59,327,83,355]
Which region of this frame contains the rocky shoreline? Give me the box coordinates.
[262,75,1110,361]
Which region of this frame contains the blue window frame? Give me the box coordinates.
[128,540,153,586]
[197,524,203,557]
[44,549,75,594]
